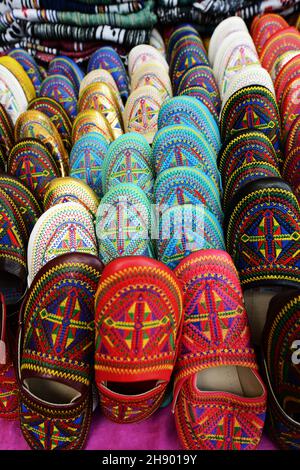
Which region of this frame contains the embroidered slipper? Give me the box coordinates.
[79,69,124,113]
[8,48,43,95]
[78,82,124,140]
[283,146,300,203]
[221,66,275,111]
[131,61,172,100]
[222,161,281,212]
[39,74,77,120]
[87,47,129,100]
[157,204,225,270]
[179,87,219,124]
[43,177,99,219]
[96,183,154,265]
[216,32,259,99]
[0,56,35,103]
[0,174,42,234]
[154,167,223,224]
[170,40,209,93]
[0,103,14,157]
[18,253,103,450]
[260,27,300,73]
[27,97,72,153]
[167,24,200,63]
[177,65,220,115]
[128,44,169,77]
[173,250,267,450]
[262,290,300,450]
[72,110,113,144]
[274,54,300,106]
[209,17,248,66]
[0,63,28,124]
[15,110,69,177]
[94,256,183,423]
[0,292,18,420]
[251,14,288,54]
[218,130,279,184]
[157,97,221,155]
[124,85,163,144]
[0,188,27,306]
[27,202,97,286]
[69,132,109,198]
[8,139,61,205]
[224,178,300,344]
[153,125,220,190]
[220,86,282,162]
[48,56,84,96]
[102,134,154,198]
[150,28,166,58]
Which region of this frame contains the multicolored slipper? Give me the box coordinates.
[102,134,154,198]
[154,167,223,224]
[0,103,14,157]
[43,177,99,219]
[262,290,300,450]
[96,183,154,265]
[72,110,113,144]
[124,85,163,144]
[8,139,61,205]
[40,74,77,120]
[78,82,123,140]
[79,69,123,113]
[222,161,280,211]
[131,61,172,100]
[157,204,225,270]
[27,202,97,286]
[283,146,300,203]
[179,87,219,123]
[18,253,103,450]
[87,47,129,100]
[157,97,221,155]
[220,86,282,162]
[48,56,84,95]
[27,97,72,152]
[0,188,27,305]
[95,256,183,423]
[153,125,220,190]
[0,62,28,124]
[128,44,169,77]
[177,65,221,114]
[173,250,267,450]
[225,178,300,343]
[171,41,209,93]
[0,174,42,234]
[15,110,69,177]
[8,48,43,94]
[69,132,108,198]
[0,292,18,420]
[218,130,279,184]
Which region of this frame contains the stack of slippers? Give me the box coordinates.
[207,16,300,347]
[0,15,299,452]
[252,15,300,203]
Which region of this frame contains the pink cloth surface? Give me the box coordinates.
[0,405,277,450]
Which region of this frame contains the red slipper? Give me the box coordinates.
[0,292,18,420]
[173,250,267,450]
[95,256,183,423]
[17,253,103,450]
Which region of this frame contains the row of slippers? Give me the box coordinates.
[2,248,299,450]
[0,17,298,447]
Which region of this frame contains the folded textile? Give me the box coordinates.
[25,23,150,47]
[157,1,300,29]
[7,1,145,14]
[12,1,156,28]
